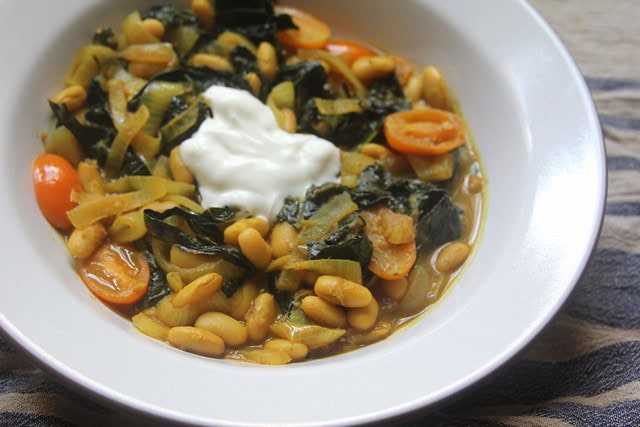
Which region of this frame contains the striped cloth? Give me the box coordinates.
[1,1,638,425]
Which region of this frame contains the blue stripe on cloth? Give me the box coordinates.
[608,156,640,171]
[0,412,74,427]
[605,203,640,216]
[585,77,640,91]
[438,342,640,410]
[564,248,640,328]
[600,115,640,131]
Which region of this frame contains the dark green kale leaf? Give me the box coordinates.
[229,45,259,76]
[92,27,118,50]
[163,96,191,123]
[297,74,410,149]
[134,239,172,309]
[276,197,301,225]
[214,0,295,45]
[349,165,397,209]
[127,69,193,112]
[49,101,113,151]
[322,110,379,149]
[335,75,409,147]
[142,5,198,30]
[143,208,253,271]
[160,98,211,155]
[215,0,275,27]
[121,152,152,177]
[277,163,461,261]
[49,96,151,177]
[273,13,297,31]
[299,183,348,220]
[221,276,243,298]
[351,164,426,212]
[144,208,248,298]
[276,182,349,226]
[267,272,295,315]
[162,206,234,242]
[351,165,462,250]
[307,214,373,278]
[185,65,252,93]
[369,73,408,105]
[278,61,332,115]
[411,186,463,250]
[84,80,114,129]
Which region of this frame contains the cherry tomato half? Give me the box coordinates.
[32,153,81,230]
[324,40,376,66]
[77,242,150,305]
[276,6,331,49]
[383,108,466,156]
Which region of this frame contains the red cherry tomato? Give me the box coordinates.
[384,108,466,156]
[32,153,81,230]
[77,242,150,305]
[324,40,376,66]
[276,6,331,49]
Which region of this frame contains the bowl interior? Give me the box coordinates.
[0,0,605,425]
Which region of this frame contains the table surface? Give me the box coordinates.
[2,1,639,425]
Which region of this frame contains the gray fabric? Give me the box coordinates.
[1,1,638,425]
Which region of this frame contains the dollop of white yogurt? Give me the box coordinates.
[180,86,341,221]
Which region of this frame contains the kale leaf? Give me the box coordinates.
[121,152,152,177]
[134,239,172,309]
[307,214,373,278]
[161,98,211,155]
[163,206,234,242]
[299,183,349,220]
[297,74,410,148]
[49,101,113,151]
[49,98,151,177]
[334,74,410,148]
[142,5,198,30]
[276,183,349,226]
[277,164,462,254]
[267,272,296,316]
[276,197,301,225]
[221,276,244,298]
[163,96,191,123]
[84,80,115,129]
[127,69,193,112]
[278,61,332,116]
[92,27,118,50]
[184,65,252,93]
[352,165,462,249]
[411,186,463,250]
[143,207,253,271]
[214,0,295,45]
[229,45,259,77]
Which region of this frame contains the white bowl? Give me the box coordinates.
[0,0,605,425]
